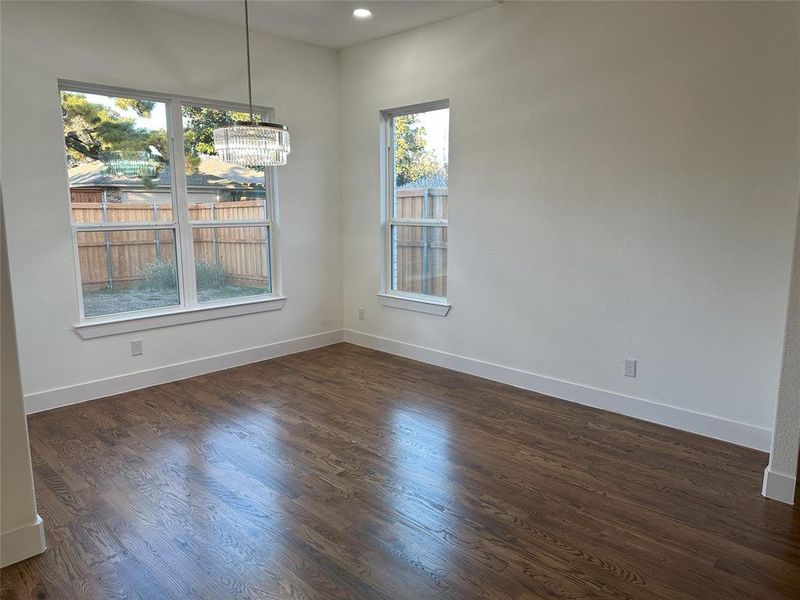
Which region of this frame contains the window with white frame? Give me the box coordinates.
[61,83,279,322]
[383,102,449,301]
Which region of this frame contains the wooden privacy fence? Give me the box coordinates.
[193,226,269,288]
[73,189,449,294]
[393,188,448,297]
[73,200,268,290]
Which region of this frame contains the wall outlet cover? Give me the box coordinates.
[624,359,637,378]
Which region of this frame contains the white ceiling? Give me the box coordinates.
[146,0,496,49]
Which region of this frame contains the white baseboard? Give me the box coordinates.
[1,515,46,568]
[344,329,772,451]
[762,467,797,504]
[23,327,773,453]
[24,330,344,414]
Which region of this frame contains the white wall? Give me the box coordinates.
[1,1,342,405]
[340,2,800,448]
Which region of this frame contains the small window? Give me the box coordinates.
[384,102,449,300]
[61,85,280,322]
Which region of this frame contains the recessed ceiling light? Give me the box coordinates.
[353,8,372,19]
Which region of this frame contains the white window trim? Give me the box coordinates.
[377,292,451,317]
[379,99,451,317]
[74,296,287,339]
[60,81,284,336]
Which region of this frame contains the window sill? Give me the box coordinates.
[377,293,451,317]
[74,296,287,339]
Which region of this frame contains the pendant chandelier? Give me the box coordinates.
[214,0,290,167]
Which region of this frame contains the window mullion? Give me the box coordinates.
[168,100,198,308]
[190,220,269,228]
[389,218,448,227]
[265,166,281,297]
[385,117,395,293]
[72,222,177,232]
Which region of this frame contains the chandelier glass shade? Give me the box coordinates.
[213,122,290,167]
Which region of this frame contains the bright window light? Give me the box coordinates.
[384,104,450,299]
[353,8,372,19]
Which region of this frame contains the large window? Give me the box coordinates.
[62,84,279,323]
[384,102,449,303]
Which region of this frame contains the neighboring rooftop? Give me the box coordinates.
[69,156,264,189]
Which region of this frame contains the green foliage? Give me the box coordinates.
[138,260,177,291]
[61,92,166,168]
[145,130,168,161]
[394,114,441,187]
[114,98,154,118]
[182,107,232,158]
[195,260,226,290]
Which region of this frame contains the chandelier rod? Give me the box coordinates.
[244,0,254,124]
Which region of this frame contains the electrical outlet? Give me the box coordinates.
[624,359,636,378]
[131,340,143,356]
[358,306,365,321]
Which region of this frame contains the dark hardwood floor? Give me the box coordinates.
[2,343,798,599]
